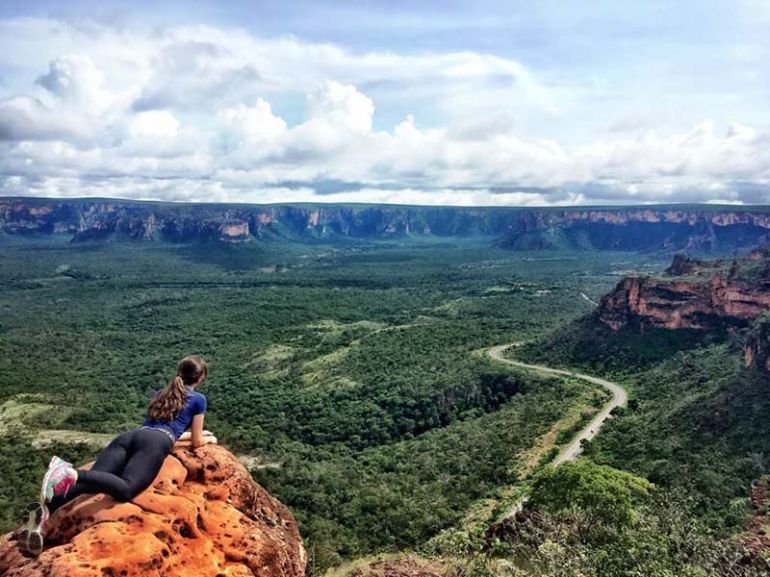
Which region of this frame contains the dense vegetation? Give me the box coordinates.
[517,307,770,534]
[4,233,767,575]
[516,314,723,375]
[268,375,588,570]
[476,462,767,577]
[485,302,770,575]
[0,235,664,569]
[588,343,770,532]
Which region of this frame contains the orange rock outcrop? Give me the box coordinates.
[0,445,306,577]
[598,276,770,331]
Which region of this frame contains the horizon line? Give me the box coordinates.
[2,195,769,212]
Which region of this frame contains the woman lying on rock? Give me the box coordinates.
[16,355,217,557]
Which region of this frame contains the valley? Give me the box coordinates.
[1,202,769,576]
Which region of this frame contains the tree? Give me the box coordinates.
[528,460,653,534]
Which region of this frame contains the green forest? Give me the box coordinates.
[1,234,768,575]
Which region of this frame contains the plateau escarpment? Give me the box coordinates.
[599,250,770,331]
[598,250,770,372]
[598,275,770,331]
[2,197,770,251]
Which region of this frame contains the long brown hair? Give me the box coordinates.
[148,356,208,422]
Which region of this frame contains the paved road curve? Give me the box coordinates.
[487,344,628,515]
[488,344,627,466]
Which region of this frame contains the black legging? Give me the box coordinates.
[49,428,173,511]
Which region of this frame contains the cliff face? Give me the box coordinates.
[598,276,770,331]
[0,445,306,577]
[598,251,770,374]
[744,317,770,373]
[2,197,770,250]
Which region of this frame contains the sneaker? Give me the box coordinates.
[40,456,78,503]
[17,501,48,557]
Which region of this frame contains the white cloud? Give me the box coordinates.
[219,99,287,144]
[120,109,207,161]
[128,110,180,139]
[306,80,374,134]
[0,17,770,205]
[0,96,90,141]
[36,55,110,111]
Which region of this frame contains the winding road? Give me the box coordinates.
[487,343,627,484]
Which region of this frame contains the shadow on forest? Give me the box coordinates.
[517,313,726,373]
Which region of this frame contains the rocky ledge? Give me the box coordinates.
[0,445,306,577]
[597,250,770,374]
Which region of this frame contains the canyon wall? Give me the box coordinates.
[598,276,770,330]
[2,197,770,250]
[598,250,770,372]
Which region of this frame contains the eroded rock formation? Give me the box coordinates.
[598,250,770,373]
[598,275,770,331]
[0,445,306,577]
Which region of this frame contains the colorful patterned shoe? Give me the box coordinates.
[17,501,48,557]
[40,456,78,503]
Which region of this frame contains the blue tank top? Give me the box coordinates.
[142,386,207,440]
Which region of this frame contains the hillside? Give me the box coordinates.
[446,250,770,576]
[3,197,770,251]
[514,250,770,520]
[518,248,770,371]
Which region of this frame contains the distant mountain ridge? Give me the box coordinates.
[2,197,770,251]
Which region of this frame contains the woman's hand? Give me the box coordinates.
[175,429,217,448]
[203,434,218,445]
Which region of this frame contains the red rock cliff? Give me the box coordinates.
[599,276,770,331]
[0,445,306,577]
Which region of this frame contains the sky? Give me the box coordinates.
[0,0,769,206]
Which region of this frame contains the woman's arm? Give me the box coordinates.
[189,414,217,448]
